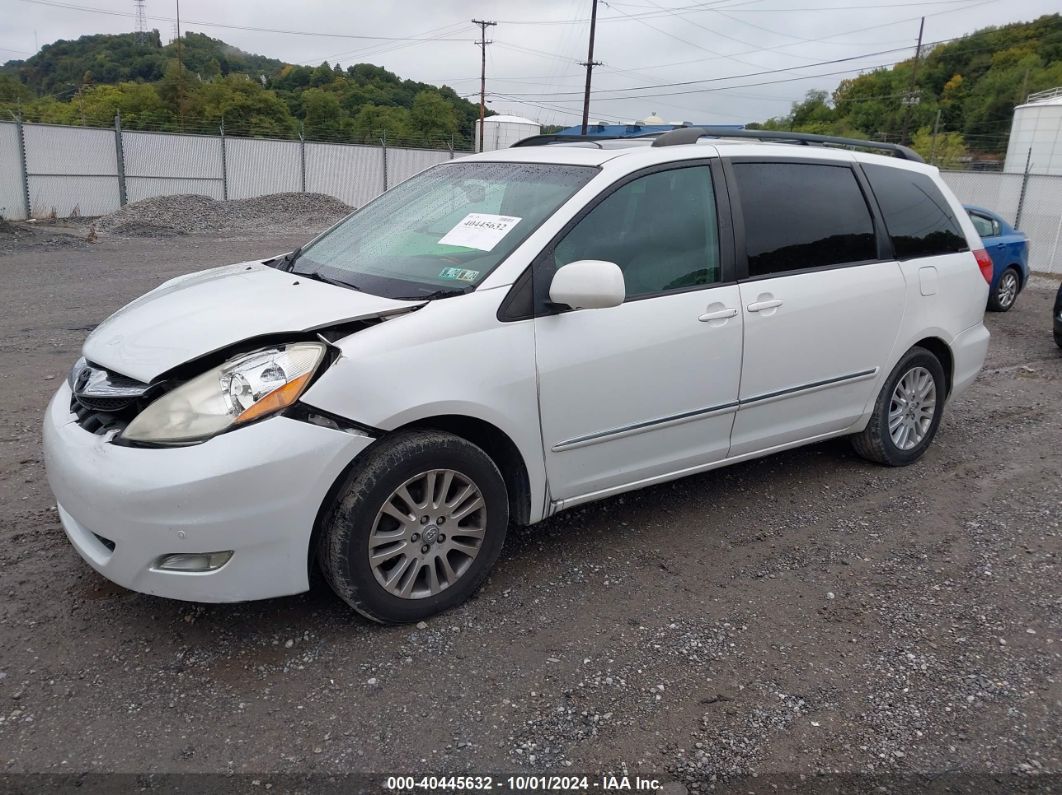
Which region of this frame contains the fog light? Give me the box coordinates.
[155,551,233,572]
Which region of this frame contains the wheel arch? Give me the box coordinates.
[1005,263,1026,288]
[397,414,533,528]
[911,336,954,397]
[306,414,535,583]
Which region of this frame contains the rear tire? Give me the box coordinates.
[318,430,508,624]
[851,347,946,467]
[987,267,1020,312]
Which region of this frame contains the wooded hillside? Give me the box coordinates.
[0,31,482,147]
[751,14,1062,162]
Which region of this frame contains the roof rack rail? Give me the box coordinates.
[512,134,606,148]
[511,132,664,148]
[651,126,925,163]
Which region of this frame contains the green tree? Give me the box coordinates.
[351,103,411,142]
[301,87,345,140]
[409,90,458,143]
[911,126,967,168]
[191,74,297,137]
[79,82,169,127]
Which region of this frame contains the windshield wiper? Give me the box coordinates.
[401,288,468,301]
[296,270,363,291]
[276,247,302,272]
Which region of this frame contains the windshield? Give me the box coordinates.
[292,161,597,300]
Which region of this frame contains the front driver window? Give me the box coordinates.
[554,166,720,298]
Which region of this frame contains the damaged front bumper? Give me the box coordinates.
[43,382,374,602]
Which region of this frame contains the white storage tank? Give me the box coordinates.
[475,115,541,152]
[1004,88,1062,175]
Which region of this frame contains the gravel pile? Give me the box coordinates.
[96,192,352,237]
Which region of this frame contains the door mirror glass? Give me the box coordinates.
[548,260,625,310]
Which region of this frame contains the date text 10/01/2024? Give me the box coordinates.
[384,775,666,791]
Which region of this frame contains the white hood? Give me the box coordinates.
[83,262,421,382]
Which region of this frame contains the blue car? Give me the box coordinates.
[964,205,1030,312]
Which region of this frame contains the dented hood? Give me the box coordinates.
[82,261,421,382]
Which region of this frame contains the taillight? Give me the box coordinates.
[973,249,993,285]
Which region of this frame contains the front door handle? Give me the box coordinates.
[698,307,738,322]
[747,299,783,312]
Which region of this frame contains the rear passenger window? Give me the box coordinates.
[733,162,876,278]
[863,164,967,259]
[554,166,720,298]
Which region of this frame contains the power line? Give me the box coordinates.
[14,0,474,41]
[502,56,918,104]
[493,0,979,25]
[294,21,471,66]
[494,42,928,98]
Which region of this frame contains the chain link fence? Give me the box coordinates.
[940,170,1062,274]
[3,119,1060,274]
[0,118,470,222]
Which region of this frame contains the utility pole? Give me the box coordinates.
[472,19,496,153]
[929,107,942,165]
[580,0,602,136]
[74,83,86,126]
[899,16,925,144]
[176,0,185,131]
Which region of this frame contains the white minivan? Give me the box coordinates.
[44,129,992,623]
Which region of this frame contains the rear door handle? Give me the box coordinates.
[698,307,738,322]
[747,299,783,312]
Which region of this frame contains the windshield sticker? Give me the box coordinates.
[438,266,480,283]
[438,213,522,252]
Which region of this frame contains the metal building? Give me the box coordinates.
[1004,87,1062,175]
[475,115,542,152]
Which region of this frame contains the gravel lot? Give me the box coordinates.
[0,227,1058,790]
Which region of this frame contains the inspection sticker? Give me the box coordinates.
[438,213,522,252]
[438,266,480,282]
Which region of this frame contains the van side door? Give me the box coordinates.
[530,162,743,506]
[724,158,907,456]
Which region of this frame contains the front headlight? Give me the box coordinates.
[122,342,327,444]
[68,356,88,389]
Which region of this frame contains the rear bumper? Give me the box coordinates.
[950,322,990,401]
[43,383,374,602]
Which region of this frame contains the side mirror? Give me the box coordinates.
[548,260,625,310]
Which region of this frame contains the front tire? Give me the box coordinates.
[851,347,946,467]
[318,430,508,623]
[987,267,1020,312]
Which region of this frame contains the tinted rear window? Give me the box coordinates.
[733,162,876,277]
[863,164,967,259]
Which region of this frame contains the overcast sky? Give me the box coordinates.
[1,0,1058,127]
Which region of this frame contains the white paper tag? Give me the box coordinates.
[438,213,522,252]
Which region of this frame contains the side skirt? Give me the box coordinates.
[547,424,864,516]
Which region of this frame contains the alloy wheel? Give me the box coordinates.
[888,366,937,451]
[368,469,486,599]
[997,271,1018,309]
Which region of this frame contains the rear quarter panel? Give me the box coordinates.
[882,167,989,391]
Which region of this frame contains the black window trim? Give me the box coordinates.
[967,209,1000,238]
[858,161,970,261]
[719,155,893,283]
[497,158,736,322]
